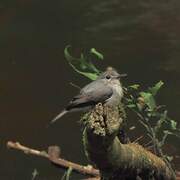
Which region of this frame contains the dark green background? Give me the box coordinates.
[0,0,180,179]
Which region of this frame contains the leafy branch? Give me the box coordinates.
[123,82,179,177]
[124,82,180,155]
[64,45,102,80]
[64,46,180,177]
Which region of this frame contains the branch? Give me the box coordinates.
[7,141,100,177]
[82,103,176,180]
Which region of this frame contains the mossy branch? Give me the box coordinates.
[82,103,175,180]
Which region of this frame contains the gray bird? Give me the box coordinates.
[51,67,126,124]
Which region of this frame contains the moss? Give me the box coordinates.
[81,103,175,180]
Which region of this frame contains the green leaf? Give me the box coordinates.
[154,110,167,133]
[86,60,100,74]
[64,46,101,80]
[139,92,156,111]
[90,48,104,60]
[148,81,164,96]
[164,117,177,130]
[69,64,98,80]
[127,104,136,108]
[128,84,140,90]
[166,156,173,162]
[169,120,177,130]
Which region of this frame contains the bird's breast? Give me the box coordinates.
[112,83,123,98]
[105,83,123,106]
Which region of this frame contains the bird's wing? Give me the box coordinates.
[66,80,113,110]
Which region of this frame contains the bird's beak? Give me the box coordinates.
[116,73,127,79]
[120,73,127,77]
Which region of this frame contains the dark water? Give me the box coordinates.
[0,0,180,179]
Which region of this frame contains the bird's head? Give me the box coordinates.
[97,67,127,83]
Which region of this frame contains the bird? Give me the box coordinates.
[51,67,126,124]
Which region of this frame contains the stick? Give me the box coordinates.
[7,141,100,177]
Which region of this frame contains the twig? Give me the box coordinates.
[69,82,81,90]
[7,141,100,177]
[132,135,144,143]
[143,140,153,148]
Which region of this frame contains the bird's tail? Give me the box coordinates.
[50,109,67,124]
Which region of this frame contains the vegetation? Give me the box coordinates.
[64,45,180,179]
[7,46,180,179]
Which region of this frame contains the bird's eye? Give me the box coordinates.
[106,75,111,79]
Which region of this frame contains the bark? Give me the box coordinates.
[82,103,175,180]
